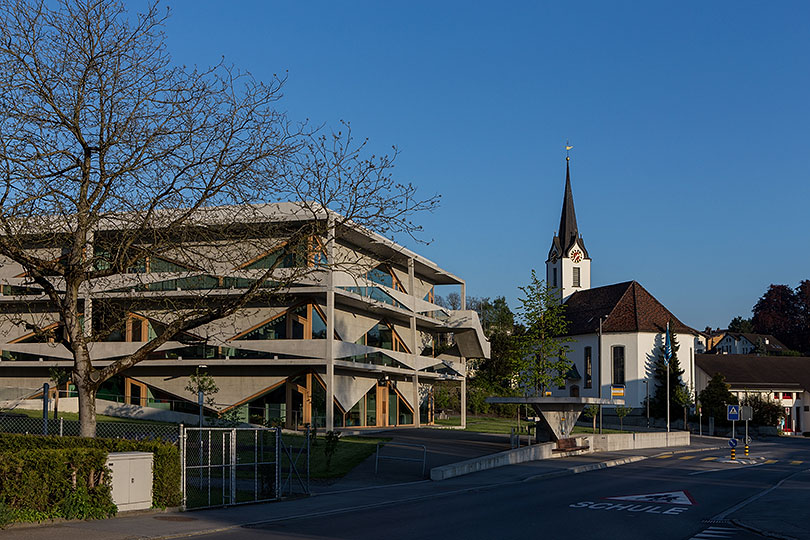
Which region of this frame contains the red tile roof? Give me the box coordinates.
[562,281,696,336]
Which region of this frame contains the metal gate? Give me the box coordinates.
[180,426,310,510]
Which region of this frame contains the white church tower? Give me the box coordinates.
[546,156,591,303]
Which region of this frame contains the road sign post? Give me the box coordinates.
[728,437,737,460]
[740,405,753,457]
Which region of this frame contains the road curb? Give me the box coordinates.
[147,454,652,540]
[730,519,799,540]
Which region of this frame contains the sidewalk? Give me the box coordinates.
[728,467,810,540]
[1,448,665,540]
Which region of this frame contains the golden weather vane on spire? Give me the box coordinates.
[565,140,573,161]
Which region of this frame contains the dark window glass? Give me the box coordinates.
[552,268,558,288]
[573,267,581,287]
[612,346,625,385]
[311,308,327,339]
[584,347,592,389]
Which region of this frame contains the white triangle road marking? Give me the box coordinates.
[605,490,696,506]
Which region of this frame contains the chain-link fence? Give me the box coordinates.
[0,414,181,442]
[181,426,310,510]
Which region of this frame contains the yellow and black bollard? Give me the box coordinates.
[731,447,736,460]
[744,444,749,457]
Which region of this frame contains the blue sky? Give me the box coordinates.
[160,1,810,330]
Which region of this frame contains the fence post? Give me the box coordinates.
[275,427,281,499]
[230,428,237,505]
[306,425,311,494]
[179,424,186,511]
[42,382,49,436]
[59,417,64,437]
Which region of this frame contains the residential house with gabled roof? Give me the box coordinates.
[546,158,700,409]
[712,332,788,356]
[695,354,810,433]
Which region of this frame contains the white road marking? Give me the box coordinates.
[688,526,737,539]
[568,501,689,515]
[605,490,695,505]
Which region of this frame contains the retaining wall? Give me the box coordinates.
[580,431,690,452]
[430,442,556,481]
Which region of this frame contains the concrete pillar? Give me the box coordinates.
[408,258,420,427]
[460,369,467,429]
[325,216,336,431]
[460,282,466,310]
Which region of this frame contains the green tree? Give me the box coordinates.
[514,271,572,395]
[185,368,219,408]
[698,373,737,424]
[728,316,754,333]
[649,329,690,421]
[614,405,633,432]
[583,405,598,433]
[740,394,784,427]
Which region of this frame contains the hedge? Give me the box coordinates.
[0,447,116,524]
[0,433,181,508]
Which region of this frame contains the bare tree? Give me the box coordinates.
[0,0,438,436]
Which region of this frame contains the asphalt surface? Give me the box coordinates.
[3,435,808,540]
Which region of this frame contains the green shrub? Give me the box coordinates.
[0,434,180,508]
[0,447,116,523]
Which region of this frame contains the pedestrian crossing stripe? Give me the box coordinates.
[688,525,737,539]
[790,460,803,465]
[701,457,717,461]
[679,455,695,460]
[605,490,696,506]
[656,455,672,459]
[764,460,777,464]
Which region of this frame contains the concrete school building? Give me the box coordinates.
[0,203,489,431]
[546,159,700,410]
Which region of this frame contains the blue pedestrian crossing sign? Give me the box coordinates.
[729,438,738,448]
[727,405,740,421]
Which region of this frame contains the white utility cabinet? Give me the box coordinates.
[106,451,153,511]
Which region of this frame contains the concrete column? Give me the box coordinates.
[460,282,466,310]
[325,216,336,431]
[408,258,420,426]
[460,370,467,429]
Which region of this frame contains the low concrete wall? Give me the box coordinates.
[430,442,556,481]
[581,431,690,452]
[2,398,198,424]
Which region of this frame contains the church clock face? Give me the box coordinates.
[570,249,583,263]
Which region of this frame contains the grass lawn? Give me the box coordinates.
[435,415,531,434]
[309,435,390,479]
[435,415,628,435]
[1,407,175,424]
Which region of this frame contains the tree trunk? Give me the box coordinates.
[78,384,97,437]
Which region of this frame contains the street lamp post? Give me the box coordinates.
[644,379,650,428]
[597,315,608,434]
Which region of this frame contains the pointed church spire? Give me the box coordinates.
[557,157,580,253]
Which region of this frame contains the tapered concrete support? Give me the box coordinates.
[486,397,623,442]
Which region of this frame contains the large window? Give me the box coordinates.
[235,303,328,340]
[612,346,625,386]
[584,346,592,389]
[573,267,581,287]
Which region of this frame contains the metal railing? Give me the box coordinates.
[374,441,427,477]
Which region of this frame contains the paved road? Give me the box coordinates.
[196,437,810,540]
[4,436,808,540]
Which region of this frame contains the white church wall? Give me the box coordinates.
[560,334,599,398]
